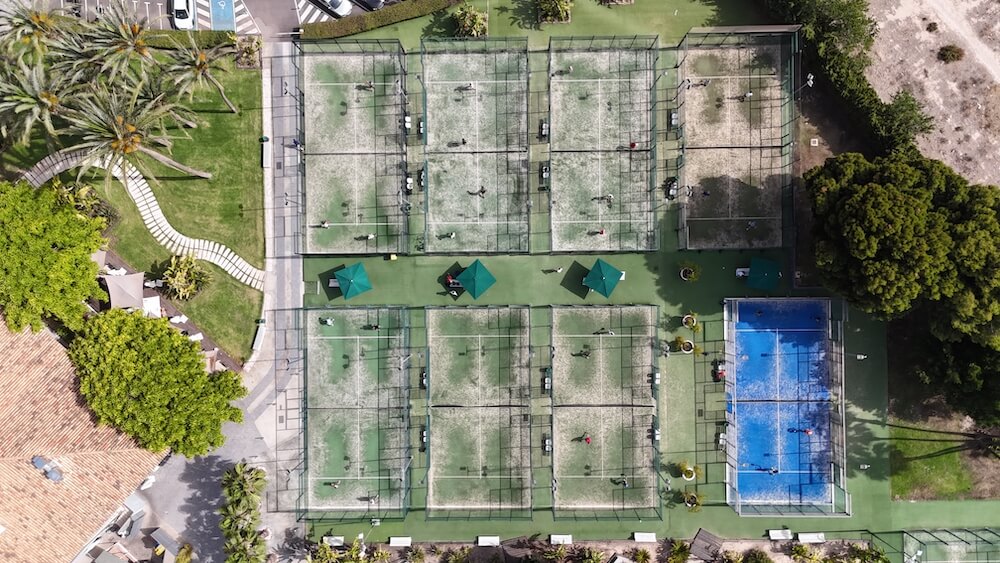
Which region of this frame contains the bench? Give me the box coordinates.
[389,537,412,547]
[478,536,501,546]
[328,277,341,288]
[322,536,345,546]
[768,529,793,541]
[550,535,573,545]
[251,325,266,351]
[797,533,825,544]
[633,532,657,543]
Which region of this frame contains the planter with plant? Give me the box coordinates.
[677,459,703,481]
[682,491,704,512]
[679,260,701,282]
[682,312,698,329]
[673,336,695,354]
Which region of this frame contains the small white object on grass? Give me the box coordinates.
[856,354,868,360]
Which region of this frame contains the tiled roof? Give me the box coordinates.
[0,318,161,563]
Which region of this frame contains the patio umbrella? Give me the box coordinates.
[583,258,623,298]
[746,257,781,291]
[456,259,496,299]
[334,263,373,300]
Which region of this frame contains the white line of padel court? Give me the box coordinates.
[431,334,528,339]
[733,328,826,333]
[556,474,653,479]
[306,81,399,86]
[553,78,649,83]
[684,216,783,221]
[424,79,526,85]
[551,219,648,224]
[308,476,395,481]
[557,333,646,338]
[309,335,405,340]
[308,221,400,227]
[432,475,529,480]
[685,74,782,81]
[427,220,527,225]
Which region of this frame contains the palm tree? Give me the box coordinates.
[0,59,77,145]
[166,33,239,113]
[88,0,158,82]
[63,83,213,182]
[0,0,65,63]
[222,462,267,506]
[138,72,200,129]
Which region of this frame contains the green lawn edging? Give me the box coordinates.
[146,30,237,48]
[301,0,463,39]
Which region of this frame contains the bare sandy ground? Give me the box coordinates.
[866,0,1000,186]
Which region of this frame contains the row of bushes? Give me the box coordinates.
[758,0,932,155]
[146,29,236,48]
[302,0,464,39]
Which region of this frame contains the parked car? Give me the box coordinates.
[356,0,385,9]
[171,0,195,29]
[328,0,353,17]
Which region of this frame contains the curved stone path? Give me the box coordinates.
[24,150,265,291]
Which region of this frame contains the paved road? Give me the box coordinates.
[243,0,300,40]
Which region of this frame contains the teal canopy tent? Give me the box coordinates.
[456,259,496,299]
[334,263,373,300]
[747,257,781,291]
[583,258,623,298]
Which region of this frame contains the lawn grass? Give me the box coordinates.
[142,61,265,269]
[889,418,974,500]
[91,170,262,362]
[352,0,771,50]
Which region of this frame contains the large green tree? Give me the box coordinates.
[0,180,106,331]
[806,152,954,317]
[69,309,246,456]
[917,337,1000,427]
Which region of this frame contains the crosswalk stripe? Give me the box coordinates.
[195,0,212,30]
[296,0,334,25]
[232,0,260,34]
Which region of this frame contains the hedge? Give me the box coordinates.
[302,0,463,39]
[146,30,237,49]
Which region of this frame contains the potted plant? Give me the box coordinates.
[682,312,698,329]
[677,460,702,481]
[683,491,705,512]
[673,336,695,354]
[679,261,702,282]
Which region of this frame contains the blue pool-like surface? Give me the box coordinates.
[731,299,833,505]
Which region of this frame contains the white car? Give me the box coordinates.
[172,0,195,30]
[328,0,353,17]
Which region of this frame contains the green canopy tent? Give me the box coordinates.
[583,258,623,298]
[334,263,373,300]
[746,257,781,291]
[456,259,496,299]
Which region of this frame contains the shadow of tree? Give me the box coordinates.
[176,455,228,560]
[496,0,539,31]
[423,10,457,37]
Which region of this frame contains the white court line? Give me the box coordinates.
[551,219,646,224]
[425,79,523,85]
[597,80,604,225]
[474,81,482,222]
[309,335,404,340]
[737,469,816,475]
[774,331,782,472]
[477,334,484,472]
[307,81,397,86]
[683,216,782,222]
[689,74,781,81]
[308,476,386,480]
[427,220,525,225]
[599,334,605,477]
[733,328,824,333]
[308,221,398,227]
[553,78,640,83]
[431,334,520,339]
[558,333,641,338]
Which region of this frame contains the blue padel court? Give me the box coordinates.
[724,298,844,511]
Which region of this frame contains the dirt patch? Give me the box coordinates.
[866,0,1000,186]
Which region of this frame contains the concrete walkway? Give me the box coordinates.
[23,149,265,291]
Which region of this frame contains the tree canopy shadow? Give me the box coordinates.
[176,455,228,560]
[422,10,457,37]
[496,0,539,31]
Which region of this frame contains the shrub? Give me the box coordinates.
[668,540,691,563]
[302,0,463,39]
[926,22,938,32]
[938,44,965,63]
[743,549,774,563]
[453,2,488,36]
[146,30,236,49]
[791,545,817,563]
[721,552,743,563]
[408,546,427,563]
[538,0,573,22]
[632,549,651,563]
[163,254,212,300]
